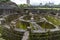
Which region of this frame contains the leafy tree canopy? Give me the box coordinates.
[18,4,31,8]
[0,0,10,2]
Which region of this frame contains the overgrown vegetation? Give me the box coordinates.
[37,22,56,29]
[23,15,31,20]
[16,20,30,30]
[18,4,30,8]
[29,31,60,40]
[5,14,19,24]
[45,15,60,26]
[34,15,41,21]
[0,0,10,2]
[0,26,5,40]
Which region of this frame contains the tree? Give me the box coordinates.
[0,0,10,2]
[19,4,31,8]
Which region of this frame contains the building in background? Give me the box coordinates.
[45,2,54,6]
[27,0,30,4]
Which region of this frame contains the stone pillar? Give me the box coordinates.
[27,27,31,32]
[1,20,5,25]
[9,10,10,15]
[0,18,5,25]
[55,13,59,18]
[3,10,5,16]
[37,10,39,14]
[26,10,28,13]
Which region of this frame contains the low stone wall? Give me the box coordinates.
[23,9,58,14]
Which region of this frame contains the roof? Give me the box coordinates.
[0,1,19,10]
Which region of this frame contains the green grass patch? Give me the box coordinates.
[37,22,56,29]
[45,15,60,26]
[16,20,30,30]
[34,8,60,10]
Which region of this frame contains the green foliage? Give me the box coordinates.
[0,28,1,33]
[5,14,19,23]
[16,20,35,30]
[30,23,35,30]
[0,0,10,2]
[34,15,40,21]
[23,15,40,21]
[29,31,60,40]
[19,4,30,8]
[37,22,56,29]
[16,20,30,30]
[23,15,31,20]
[1,27,24,40]
[45,15,60,26]
[0,26,5,40]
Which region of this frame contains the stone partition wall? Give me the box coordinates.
[24,8,58,14]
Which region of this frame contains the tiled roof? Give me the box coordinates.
[0,1,19,10]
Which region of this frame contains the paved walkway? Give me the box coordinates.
[31,22,44,30]
[22,31,29,40]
